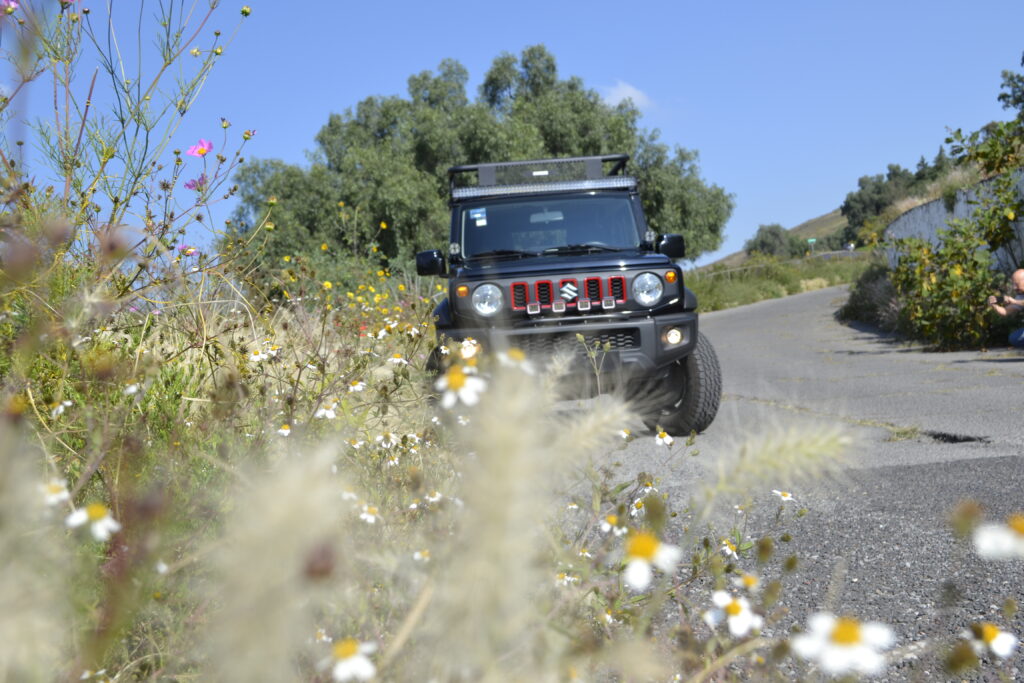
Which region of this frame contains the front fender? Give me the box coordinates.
[432,298,453,331]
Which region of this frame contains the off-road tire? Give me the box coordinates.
[645,331,722,435]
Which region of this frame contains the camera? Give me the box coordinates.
[992,294,1006,305]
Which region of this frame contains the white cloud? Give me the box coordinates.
[602,80,653,110]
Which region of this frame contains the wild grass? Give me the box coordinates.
[689,252,877,312]
[1,4,1021,680]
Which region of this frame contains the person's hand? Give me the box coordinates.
[988,295,998,306]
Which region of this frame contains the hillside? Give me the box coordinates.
[707,209,849,268]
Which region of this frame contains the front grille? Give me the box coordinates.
[609,276,625,301]
[585,278,601,300]
[506,329,640,358]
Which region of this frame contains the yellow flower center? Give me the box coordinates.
[723,539,736,552]
[46,482,64,495]
[1007,514,1024,536]
[779,491,791,498]
[280,425,290,431]
[365,506,378,516]
[725,599,743,617]
[830,617,863,645]
[626,531,659,560]
[658,431,668,439]
[446,365,467,391]
[85,503,108,521]
[507,348,526,362]
[333,638,359,660]
[973,622,1000,644]
[742,574,759,589]
[605,514,618,526]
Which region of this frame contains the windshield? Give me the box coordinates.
[459,193,641,259]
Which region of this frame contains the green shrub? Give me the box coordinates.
[837,262,901,331]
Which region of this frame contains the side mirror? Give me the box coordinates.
[658,234,686,259]
[416,249,446,276]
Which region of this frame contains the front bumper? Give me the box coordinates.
[438,311,698,376]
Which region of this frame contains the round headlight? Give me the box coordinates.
[471,283,503,317]
[632,272,663,307]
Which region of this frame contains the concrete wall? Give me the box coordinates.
[885,170,1024,272]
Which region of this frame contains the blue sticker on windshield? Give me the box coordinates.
[469,208,486,220]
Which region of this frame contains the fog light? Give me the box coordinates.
[526,302,541,315]
[665,327,683,345]
[602,297,615,310]
[578,299,591,311]
[552,300,566,313]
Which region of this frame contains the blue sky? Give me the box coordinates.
[21,0,1024,265]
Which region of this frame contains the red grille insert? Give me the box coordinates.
[585,277,602,300]
[609,276,626,302]
[510,282,529,310]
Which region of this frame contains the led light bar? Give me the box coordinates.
[452,176,637,200]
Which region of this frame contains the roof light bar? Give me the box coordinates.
[452,176,637,200]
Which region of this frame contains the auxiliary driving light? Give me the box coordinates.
[526,302,541,315]
[578,299,592,311]
[602,297,616,310]
[551,300,566,313]
[664,327,684,346]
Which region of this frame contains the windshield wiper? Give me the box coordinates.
[469,249,542,260]
[542,243,623,255]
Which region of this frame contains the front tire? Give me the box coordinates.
[645,332,722,435]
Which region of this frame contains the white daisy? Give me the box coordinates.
[790,612,895,677]
[655,430,673,447]
[964,622,1018,659]
[413,549,430,562]
[249,349,269,362]
[600,514,628,536]
[772,489,795,503]
[40,478,70,507]
[435,364,486,409]
[459,338,480,359]
[329,638,377,681]
[386,353,408,366]
[348,380,366,393]
[556,572,580,587]
[622,530,681,591]
[973,514,1024,559]
[50,400,73,418]
[277,424,291,437]
[496,347,535,374]
[66,503,121,541]
[731,572,761,594]
[425,490,443,503]
[702,590,763,637]
[315,403,338,420]
[376,432,399,449]
[720,538,739,559]
[359,505,380,524]
[629,498,646,518]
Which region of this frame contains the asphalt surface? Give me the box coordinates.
[624,286,1024,678]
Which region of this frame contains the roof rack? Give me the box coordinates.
[448,154,633,200]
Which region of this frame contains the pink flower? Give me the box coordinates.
[3,0,19,13]
[186,139,213,157]
[184,173,207,191]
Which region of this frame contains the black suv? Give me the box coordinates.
[416,154,721,434]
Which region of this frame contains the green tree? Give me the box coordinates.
[744,223,802,259]
[228,45,733,275]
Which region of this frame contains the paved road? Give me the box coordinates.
[631,286,1024,677]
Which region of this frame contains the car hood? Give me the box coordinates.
[453,250,673,279]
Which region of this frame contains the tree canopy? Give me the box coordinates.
[227,46,733,281]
